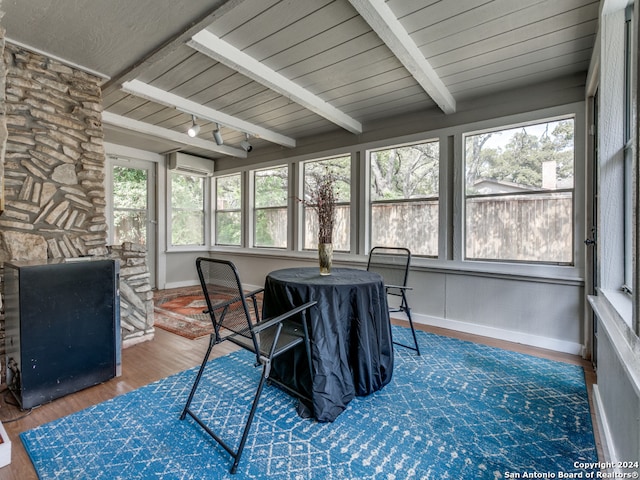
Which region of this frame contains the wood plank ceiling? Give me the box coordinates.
[2,0,600,160]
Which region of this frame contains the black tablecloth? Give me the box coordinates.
[262,267,394,422]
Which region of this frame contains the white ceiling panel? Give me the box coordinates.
[2,0,600,159]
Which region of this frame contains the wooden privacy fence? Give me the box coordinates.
[256,194,573,263]
[466,193,573,263]
[371,201,439,256]
[370,195,572,262]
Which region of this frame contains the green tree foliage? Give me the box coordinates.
[113,166,147,209]
[171,173,204,246]
[303,157,350,249]
[215,174,241,245]
[304,156,350,203]
[172,173,204,209]
[255,167,288,247]
[112,166,148,245]
[368,141,439,255]
[216,212,241,245]
[370,142,439,200]
[465,119,574,193]
[465,134,498,187]
[255,167,287,208]
[216,174,241,209]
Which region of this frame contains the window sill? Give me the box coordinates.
[200,246,584,286]
[599,288,633,328]
[589,289,640,397]
[410,258,583,286]
[165,245,209,253]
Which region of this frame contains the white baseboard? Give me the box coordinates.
[592,385,613,463]
[0,421,11,467]
[163,280,199,290]
[161,284,583,355]
[405,312,583,355]
[163,281,263,292]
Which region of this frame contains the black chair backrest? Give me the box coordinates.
[367,247,411,295]
[196,257,258,349]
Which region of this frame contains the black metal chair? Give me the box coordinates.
[180,257,316,474]
[367,246,421,355]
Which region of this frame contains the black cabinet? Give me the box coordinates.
[4,259,120,409]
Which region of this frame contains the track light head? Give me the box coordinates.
[187,124,200,137]
[213,124,223,145]
[187,115,200,137]
[240,133,253,152]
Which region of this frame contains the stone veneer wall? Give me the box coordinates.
[0,20,6,375]
[2,43,108,259]
[108,242,155,347]
[0,43,154,378]
[0,22,6,216]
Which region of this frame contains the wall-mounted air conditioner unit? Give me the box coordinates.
[168,152,214,177]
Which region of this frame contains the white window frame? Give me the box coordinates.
[252,165,289,249]
[462,115,577,266]
[623,3,635,293]
[300,154,352,252]
[367,139,440,258]
[214,172,243,247]
[203,104,584,284]
[167,170,208,249]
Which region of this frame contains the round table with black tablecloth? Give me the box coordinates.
[262,267,394,422]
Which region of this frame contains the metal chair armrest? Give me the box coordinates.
[244,287,264,322]
[385,284,412,291]
[253,300,317,334]
[203,288,265,314]
[244,287,265,299]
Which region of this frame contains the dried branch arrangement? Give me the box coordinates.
[300,172,336,244]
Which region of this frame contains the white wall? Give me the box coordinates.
[155,85,588,356]
[103,1,640,467]
[587,0,640,470]
[164,250,585,355]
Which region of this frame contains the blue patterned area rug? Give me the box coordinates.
[21,326,598,479]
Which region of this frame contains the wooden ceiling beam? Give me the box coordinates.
[120,79,296,148]
[348,0,456,114]
[101,111,248,158]
[187,30,363,135]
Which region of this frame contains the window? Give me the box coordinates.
[623,3,634,292]
[215,174,242,246]
[369,141,439,256]
[303,156,351,251]
[253,166,288,248]
[464,117,575,264]
[170,172,205,246]
[113,165,148,246]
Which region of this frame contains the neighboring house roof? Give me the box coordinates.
[472,179,540,194]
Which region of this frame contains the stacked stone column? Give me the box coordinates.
[0,43,154,379]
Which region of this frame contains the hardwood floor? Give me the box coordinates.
[0,328,239,480]
[0,319,599,479]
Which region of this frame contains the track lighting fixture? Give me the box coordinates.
[240,133,253,152]
[187,115,200,137]
[213,123,223,145]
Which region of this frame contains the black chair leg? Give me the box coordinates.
[180,335,215,420]
[404,306,421,356]
[392,293,421,355]
[180,339,268,475]
[231,363,269,474]
[302,313,313,385]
